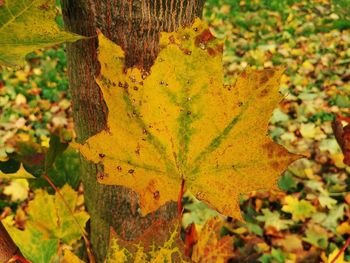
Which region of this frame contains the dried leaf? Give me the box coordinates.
[332,119,350,166]
[0,0,84,66]
[75,19,300,218]
[191,217,234,263]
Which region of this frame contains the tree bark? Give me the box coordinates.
[61,0,205,261]
[0,221,23,263]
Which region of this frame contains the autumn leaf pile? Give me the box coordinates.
[0,0,349,262]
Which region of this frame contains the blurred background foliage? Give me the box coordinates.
[0,0,349,262]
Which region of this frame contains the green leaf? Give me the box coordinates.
[311,204,346,231]
[45,134,68,172]
[256,209,294,231]
[31,149,81,190]
[4,184,89,262]
[282,196,316,221]
[0,0,84,66]
[3,217,59,263]
[302,223,329,249]
[278,172,298,192]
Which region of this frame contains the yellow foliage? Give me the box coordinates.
[61,250,85,263]
[106,222,188,263]
[75,19,300,218]
[191,217,234,263]
[0,0,83,66]
[282,196,316,221]
[0,164,35,179]
[326,249,349,263]
[3,178,29,201]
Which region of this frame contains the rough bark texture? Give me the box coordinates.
[0,222,22,263]
[61,0,205,261]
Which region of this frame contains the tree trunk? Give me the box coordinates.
[0,222,22,263]
[61,0,205,261]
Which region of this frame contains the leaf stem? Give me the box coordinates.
[9,255,32,263]
[178,179,185,215]
[330,236,350,263]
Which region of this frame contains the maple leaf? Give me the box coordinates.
[3,178,29,201]
[62,249,85,263]
[3,215,59,263]
[282,196,316,221]
[0,0,83,66]
[74,19,300,218]
[191,217,234,263]
[327,248,350,263]
[256,208,294,231]
[3,184,89,262]
[106,219,188,263]
[0,163,35,179]
[302,223,330,249]
[332,118,350,166]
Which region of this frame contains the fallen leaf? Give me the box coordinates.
[272,234,303,253]
[0,0,83,66]
[332,119,350,166]
[282,196,316,221]
[191,217,234,263]
[61,250,85,263]
[3,179,29,201]
[3,184,89,262]
[256,208,294,231]
[75,19,300,218]
[302,223,330,249]
[327,248,349,263]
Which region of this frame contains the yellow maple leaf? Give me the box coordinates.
[74,19,300,218]
[61,249,85,263]
[326,249,350,263]
[191,217,234,263]
[3,178,29,201]
[0,164,35,179]
[0,0,83,66]
[282,196,316,221]
[106,220,188,263]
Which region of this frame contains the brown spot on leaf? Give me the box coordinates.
[260,88,269,97]
[99,153,105,158]
[97,171,104,180]
[38,2,50,10]
[270,161,281,171]
[207,47,216,57]
[169,35,176,44]
[216,44,224,53]
[117,166,122,172]
[128,169,135,174]
[260,75,269,84]
[0,0,4,7]
[153,191,160,200]
[183,49,192,55]
[195,29,215,47]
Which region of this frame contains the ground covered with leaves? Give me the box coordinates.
[0,0,349,262]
